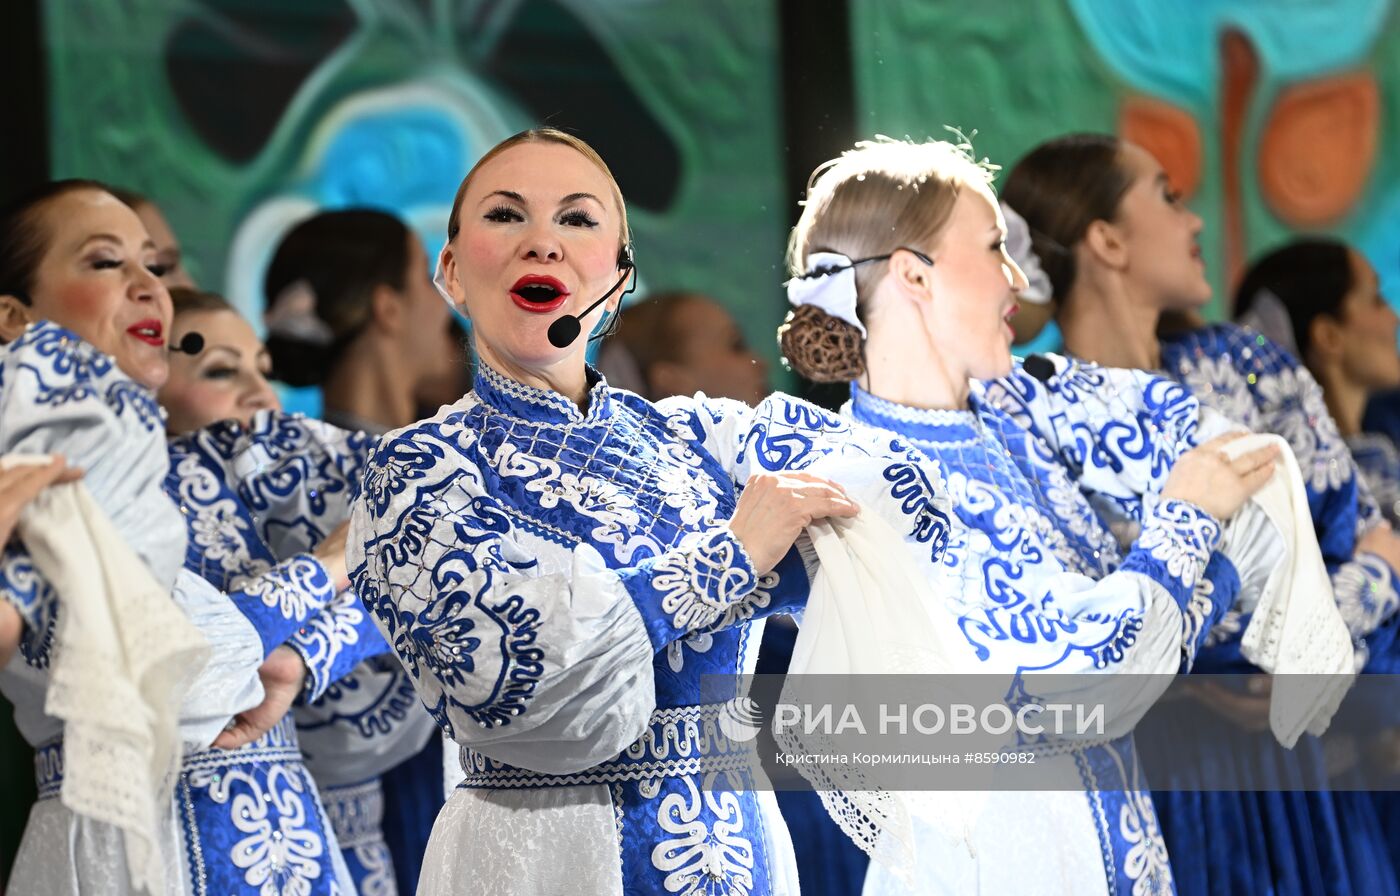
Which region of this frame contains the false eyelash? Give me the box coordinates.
[484,205,523,222]
[559,210,598,228]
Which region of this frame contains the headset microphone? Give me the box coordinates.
[1022,353,1056,383]
[545,246,636,349]
[170,332,205,355]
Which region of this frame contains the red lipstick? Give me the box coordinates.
[509,275,570,314]
[127,318,165,347]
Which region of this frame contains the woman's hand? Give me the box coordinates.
[313,521,351,592]
[0,601,20,669]
[0,456,82,668]
[1161,432,1278,521]
[1357,524,1400,574]
[212,645,307,750]
[0,456,82,547]
[726,471,860,574]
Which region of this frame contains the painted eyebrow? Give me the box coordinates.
[1154,172,1171,185]
[481,190,603,208]
[483,190,527,205]
[80,233,157,251]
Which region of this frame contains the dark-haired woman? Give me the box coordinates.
[0,181,360,894]
[1005,135,1400,896]
[263,209,462,891]
[1231,237,1400,872]
[606,289,770,405]
[264,209,458,434]
[1233,240,1400,528]
[160,287,438,895]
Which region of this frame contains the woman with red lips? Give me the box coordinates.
[347,128,991,896]
[1005,135,1400,896]
[0,181,365,896]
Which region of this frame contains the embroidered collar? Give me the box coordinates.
[848,383,980,444]
[473,361,613,425]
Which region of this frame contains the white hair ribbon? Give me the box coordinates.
[1001,202,1052,304]
[1237,288,1298,357]
[786,252,867,337]
[264,280,333,346]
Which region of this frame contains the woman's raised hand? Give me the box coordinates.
[313,521,352,592]
[726,471,860,574]
[0,455,82,666]
[1357,523,1400,574]
[1161,432,1279,522]
[0,456,82,547]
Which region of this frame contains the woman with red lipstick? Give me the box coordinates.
[0,180,370,895]
[1005,135,1400,896]
[347,128,976,896]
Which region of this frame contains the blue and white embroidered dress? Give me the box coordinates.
[1161,324,1400,648]
[0,321,348,895]
[852,357,1278,896]
[168,411,437,896]
[348,363,956,896]
[1145,322,1400,896]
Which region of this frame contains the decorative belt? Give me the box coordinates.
[36,715,302,801]
[321,779,385,848]
[457,702,760,790]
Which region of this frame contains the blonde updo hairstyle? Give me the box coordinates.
[780,137,997,383]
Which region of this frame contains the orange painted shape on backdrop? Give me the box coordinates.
[1258,72,1379,227]
[1120,96,1203,199]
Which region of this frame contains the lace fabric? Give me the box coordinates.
[1221,434,1358,745]
[9,463,210,894]
[776,513,998,880]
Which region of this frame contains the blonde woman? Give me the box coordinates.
[777,137,1282,895]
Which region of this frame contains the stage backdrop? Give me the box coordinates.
[854,0,1400,345]
[44,1,1400,366]
[44,0,791,368]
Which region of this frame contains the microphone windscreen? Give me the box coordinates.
[547,315,582,349]
[1022,354,1056,383]
[177,332,205,355]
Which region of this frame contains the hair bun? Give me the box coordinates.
[778,304,865,384]
[265,333,335,388]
